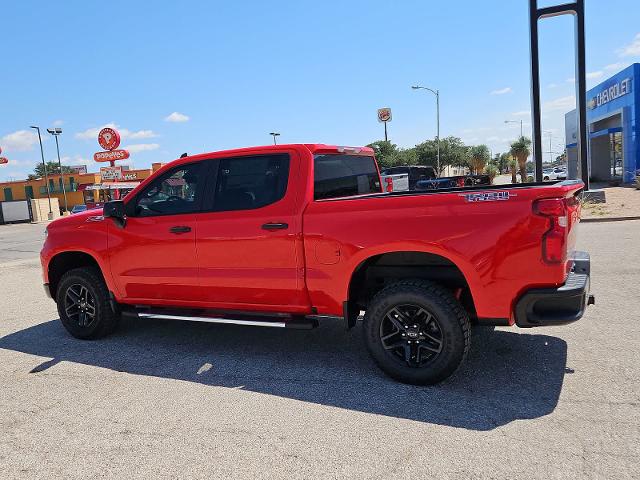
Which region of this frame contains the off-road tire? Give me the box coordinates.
[56,267,119,340]
[363,279,470,385]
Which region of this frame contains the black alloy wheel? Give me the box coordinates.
[64,283,97,328]
[56,267,119,339]
[379,304,443,367]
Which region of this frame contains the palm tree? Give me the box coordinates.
[469,145,490,175]
[510,136,532,183]
[485,165,498,183]
[508,157,518,184]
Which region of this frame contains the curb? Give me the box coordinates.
[581,216,640,223]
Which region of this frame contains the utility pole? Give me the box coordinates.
[31,126,53,220]
[412,85,440,175]
[47,128,67,213]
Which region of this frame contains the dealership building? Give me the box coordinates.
[565,63,639,184]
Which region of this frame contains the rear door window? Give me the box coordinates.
[314,154,381,200]
[212,154,290,212]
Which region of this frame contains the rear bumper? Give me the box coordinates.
[515,252,594,328]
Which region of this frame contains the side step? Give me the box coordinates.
[124,309,318,330]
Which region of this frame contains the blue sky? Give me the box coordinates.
[2,0,640,181]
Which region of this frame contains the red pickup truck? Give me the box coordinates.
[41,144,593,384]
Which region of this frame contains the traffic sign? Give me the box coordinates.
[377,108,392,123]
[94,149,130,162]
[98,128,121,151]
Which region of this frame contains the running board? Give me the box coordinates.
[131,311,317,329]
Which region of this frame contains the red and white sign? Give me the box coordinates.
[98,128,121,151]
[377,108,392,123]
[0,157,8,165]
[94,149,130,162]
[100,166,123,181]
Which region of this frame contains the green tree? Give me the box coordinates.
[498,153,511,174]
[31,161,75,179]
[415,136,470,174]
[508,157,518,184]
[469,145,490,175]
[485,165,498,183]
[367,140,399,169]
[510,136,532,183]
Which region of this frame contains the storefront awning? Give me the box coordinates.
[83,182,141,191]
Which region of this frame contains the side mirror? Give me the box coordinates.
[103,200,126,227]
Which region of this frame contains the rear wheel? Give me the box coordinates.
[56,267,118,339]
[363,280,470,385]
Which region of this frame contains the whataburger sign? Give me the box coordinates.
[588,77,632,110]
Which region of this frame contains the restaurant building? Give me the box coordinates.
[0,163,164,212]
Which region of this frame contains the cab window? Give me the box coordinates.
[212,154,290,212]
[133,163,204,216]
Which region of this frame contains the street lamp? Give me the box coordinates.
[412,85,440,175]
[269,132,280,145]
[47,127,68,213]
[543,130,554,164]
[30,126,53,220]
[504,119,524,137]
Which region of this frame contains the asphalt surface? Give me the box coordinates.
[0,220,638,479]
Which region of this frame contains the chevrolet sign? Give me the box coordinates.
[588,78,632,110]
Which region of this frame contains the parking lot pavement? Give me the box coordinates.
[1,221,638,479]
[0,222,46,264]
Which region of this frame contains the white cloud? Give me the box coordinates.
[0,130,40,151]
[128,130,157,139]
[511,110,530,117]
[605,62,630,72]
[164,112,190,123]
[490,87,512,95]
[548,83,559,89]
[543,95,575,112]
[52,119,64,127]
[125,143,160,153]
[618,32,640,57]
[75,123,158,140]
[566,71,602,83]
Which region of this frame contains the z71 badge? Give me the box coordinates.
[459,191,516,202]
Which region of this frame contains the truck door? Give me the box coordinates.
[108,161,207,303]
[195,150,308,312]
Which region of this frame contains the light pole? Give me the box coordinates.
[269,132,280,145]
[543,130,554,164]
[47,127,68,213]
[30,126,53,220]
[504,119,524,137]
[412,85,440,175]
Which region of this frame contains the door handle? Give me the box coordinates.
[169,225,192,234]
[261,222,288,231]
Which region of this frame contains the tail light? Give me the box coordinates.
[534,198,568,264]
[385,177,394,192]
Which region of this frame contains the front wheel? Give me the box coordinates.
[363,280,470,385]
[56,267,119,339]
